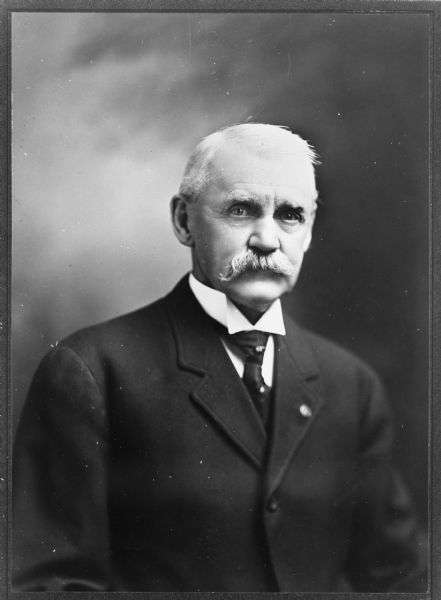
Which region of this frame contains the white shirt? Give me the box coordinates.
[189,274,286,387]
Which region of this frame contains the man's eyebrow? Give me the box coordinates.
[274,199,305,212]
[225,190,259,202]
[223,193,307,212]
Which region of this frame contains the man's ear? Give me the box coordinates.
[170,194,194,247]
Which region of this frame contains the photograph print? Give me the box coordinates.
[10,8,431,593]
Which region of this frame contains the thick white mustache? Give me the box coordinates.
[219,249,296,282]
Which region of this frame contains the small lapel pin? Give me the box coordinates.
[299,404,312,418]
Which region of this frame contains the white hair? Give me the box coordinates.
[178,123,320,201]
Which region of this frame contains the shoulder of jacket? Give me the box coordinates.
[38,296,170,387]
[59,295,167,349]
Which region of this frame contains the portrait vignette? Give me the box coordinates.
[1,1,440,599]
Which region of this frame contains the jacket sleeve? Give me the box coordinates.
[345,371,428,592]
[12,344,112,591]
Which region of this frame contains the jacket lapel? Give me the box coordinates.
[165,277,267,470]
[265,315,324,498]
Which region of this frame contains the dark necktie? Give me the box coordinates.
[228,330,272,427]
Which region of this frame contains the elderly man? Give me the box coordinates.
[13,124,425,592]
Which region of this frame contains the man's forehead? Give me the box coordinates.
[225,183,309,198]
[210,145,316,195]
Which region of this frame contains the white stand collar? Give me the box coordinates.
[189,273,286,336]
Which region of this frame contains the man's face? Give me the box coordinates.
[186,144,317,314]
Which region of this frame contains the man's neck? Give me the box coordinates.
[230,301,266,325]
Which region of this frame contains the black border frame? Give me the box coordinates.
[1,2,439,599]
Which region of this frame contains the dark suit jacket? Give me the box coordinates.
[12,276,426,592]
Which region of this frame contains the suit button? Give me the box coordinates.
[266,496,279,512]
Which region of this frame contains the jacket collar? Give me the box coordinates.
[264,327,323,497]
[165,275,323,488]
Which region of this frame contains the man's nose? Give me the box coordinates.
[248,218,280,253]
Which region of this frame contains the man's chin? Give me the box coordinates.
[223,274,291,311]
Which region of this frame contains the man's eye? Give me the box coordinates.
[278,208,305,223]
[230,205,249,217]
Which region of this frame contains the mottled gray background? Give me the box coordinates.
[11,12,429,525]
